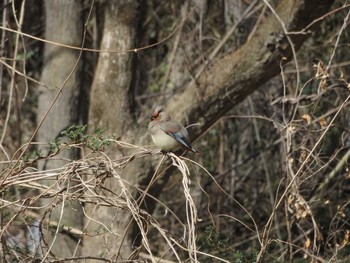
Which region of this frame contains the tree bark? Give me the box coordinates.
[37,0,84,257]
[83,0,142,258]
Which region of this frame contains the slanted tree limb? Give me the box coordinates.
[167,0,336,139]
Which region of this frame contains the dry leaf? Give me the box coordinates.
[319,117,327,127]
[340,230,350,249]
[302,114,311,124]
[305,237,311,249]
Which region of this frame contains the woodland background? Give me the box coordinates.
[0,0,350,262]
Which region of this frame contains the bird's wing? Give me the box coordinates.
[160,123,198,153]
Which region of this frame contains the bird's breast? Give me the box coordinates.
[151,131,180,152]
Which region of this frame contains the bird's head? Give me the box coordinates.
[150,106,170,121]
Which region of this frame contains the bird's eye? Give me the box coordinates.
[150,113,158,120]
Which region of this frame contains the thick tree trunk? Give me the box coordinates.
[83,0,142,258]
[37,0,84,257]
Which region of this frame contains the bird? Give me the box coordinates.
[148,106,198,153]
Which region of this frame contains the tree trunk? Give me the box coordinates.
[37,0,84,257]
[83,0,142,258]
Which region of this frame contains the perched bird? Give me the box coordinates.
[148,106,198,153]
